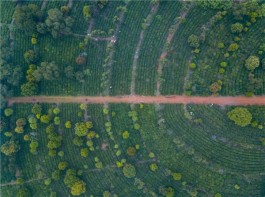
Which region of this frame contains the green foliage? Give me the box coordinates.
[172,172,182,181]
[14,4,42,35]
[220,62,227,68]
[197,0,232,10]
[75,122,88,137]
[83,5,91,19]
[228,43,239,52]
[209,80,222,94]
[58,151,64,157]
[189,63,196,70]
[73,137,84,147]
[217,42,225,49]
[65,121,72,129]
[44,178,52,186]
[159,186,175,197]
[80,103,87,110]
[70,180,86,196]
[127,146,136,156]
[227,107,252,127]
[52,170,61,181]
[231,22,243,33]
[31,104,42,115]
[24,50,38,64]
[21,82,38,96]
[80,148,89,157]
[53,107,60,115]
[64,169,78,187]
[54,116,60,125]
[122,130,129,139]
[29,140,39,154]
[58,161,67,170]
[40,114,51,124]
[4,108,13,117]
[95,161,103,169]
[33,62,60,81]
[245,56,260,71]
[64,169,86,196]
[188,34,199,48]
[149,163,158,171]
[43,8,74,38]
[1,140,20,156]
[134,123,140,130]
[16,187,31,197]
[123,164,136,178]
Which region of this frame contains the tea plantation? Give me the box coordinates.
[1,0,265,197]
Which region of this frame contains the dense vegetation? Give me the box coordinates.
[1,0,265,197]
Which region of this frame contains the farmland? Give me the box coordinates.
[1,0,265,197]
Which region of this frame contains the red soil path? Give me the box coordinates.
[7,95,265,106]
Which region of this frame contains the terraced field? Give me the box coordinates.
[1,1,265,197]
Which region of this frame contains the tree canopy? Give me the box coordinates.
[227,107,252,127]
[245,56,260,71]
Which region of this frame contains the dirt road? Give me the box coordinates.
[7,95,265,106]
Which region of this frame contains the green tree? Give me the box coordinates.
[52,170,61,181]
[33,62,60,81]
[188,34,199,48]
[228,43,239,52]
[1,140,20,156]
[58,161,68,170]
[31,104,42,115]
[54,117,60,125]
[16,187,31,197]
[44,178,52,186]
[44,8,74,38]
[74,122,88,137]
[80,148,89,157]
[172,172,182,181]
[4,108,13,117]
[103,191,111,197]
[24,50,38,64]
[53,107,60,114]
[46,124,55,134]
[83,6,91,19]
[197,0,232,10]
[40,114,51,124]
[122,131,129,139]
[64,169,78,187]
[47,139,61,149]
[21,82,38,96]
[220,62,227,67]
[123,164,136,178]
[245,55,260,71]
[80,103,87,110]
[159,186,175,197]
[15,126,24,134]
[65,121,71,128]
[14,4,42,35]
[227,107,252,127]
[64,66,75,79]
[189,63,196,70]
[70,180,86,196]
[29,140,39,154]
[73,137,84,147]
[127,147,136,156]
[231,22,243,33]
[210,80,222,94]
[58,151,64,157]
[150,163,158,171]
